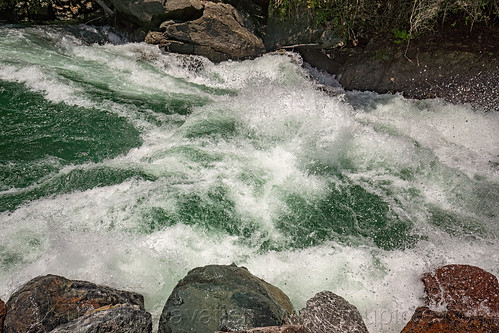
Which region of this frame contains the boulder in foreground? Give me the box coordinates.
[3,274,151,333]
[50,304,152,333]
[298,291,368,333]
[158,263,295,333]
[402,264,499,333]
[422,264,499,317]
[401,306,499,333]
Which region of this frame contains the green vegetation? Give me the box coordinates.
[392,28,413,44]
[270,0,499,42]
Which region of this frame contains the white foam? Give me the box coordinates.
[1,26,498,333]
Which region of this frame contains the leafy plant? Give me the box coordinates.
[392,28,413,44]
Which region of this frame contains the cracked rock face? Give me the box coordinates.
[158,264,295,333]
[148,1,265,62]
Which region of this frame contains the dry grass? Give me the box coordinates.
[270,0,499,41]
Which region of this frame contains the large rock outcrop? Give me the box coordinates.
[158,264,295,333]
[401,265,499,333]
[296,29,499,110]
[3,274,152,333]
[146,1,265,62]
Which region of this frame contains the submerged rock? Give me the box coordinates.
[3,274,150,333]
[402,265,499,333]
[158,264,295,333]
[298,291,368,333]
[149,2,265,62]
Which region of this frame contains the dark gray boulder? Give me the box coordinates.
[108,0,166,28]
[210,0,270,37]
[50,304,152,333]
[298,291,368,333]
[149,1,265,62]
[158,264,295,333]
[3,274,149,333]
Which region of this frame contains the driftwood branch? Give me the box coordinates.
[93,0,114,17]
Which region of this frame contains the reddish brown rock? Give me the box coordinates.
[402,265,499,333]
[0,298,6,333]
[422,264,499,318]
[215,324,304,333]
[401,306,499,333]
[3,274,147,333]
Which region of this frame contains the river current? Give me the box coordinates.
[0,25,498,332]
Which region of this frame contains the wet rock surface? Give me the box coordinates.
[50,304,152,332]
[298,291,368,333]
[3,274,149,333]
[401,306,499,333]
[422,264,499,317]
[402,265,499,333]
[298,27,499,110]
[158,264,295,333]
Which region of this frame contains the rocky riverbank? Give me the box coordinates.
[1,0,498,109]
[0,264,497,332]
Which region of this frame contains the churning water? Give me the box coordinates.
[0,24,498,332]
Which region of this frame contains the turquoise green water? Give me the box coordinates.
[0,25,498,332]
